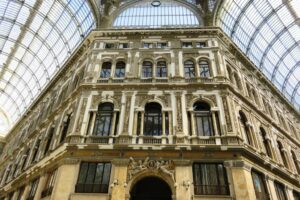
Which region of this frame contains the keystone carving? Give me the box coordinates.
[127,157,175,182]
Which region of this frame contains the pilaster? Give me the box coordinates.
[224,160,256,200]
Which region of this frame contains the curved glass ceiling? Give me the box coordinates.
[0,0,95,132]
[219,0,300,110]
[113,0,200,28]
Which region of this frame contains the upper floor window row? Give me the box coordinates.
[102,40,208,50]
[99,59,212,79]
[182,41,207,48]
[143,42,168,49]
[105,43,129,49]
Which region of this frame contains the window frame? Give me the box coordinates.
[41,169,58,198]
[26,178,39,200]
[198,60,211,78]
[184,60,196,78]
[156,61,168,78]
[274,181,287,200]
[93,103,114,136]
[144,103,163,136]
[142,61,153,78]
[75,162,112,193]
[192,162,229,195]
[251,170,270,200]
[193,102,214,136]
[100,62,112,79]
[115,61,126,78]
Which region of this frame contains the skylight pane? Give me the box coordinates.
[220,0,300,110]
[113,1,200,28]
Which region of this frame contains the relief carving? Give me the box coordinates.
[206,95,217,106]
[175,94,183,132]
[127,157,175,182]
[222,96,233,132]
[123,96,131,133]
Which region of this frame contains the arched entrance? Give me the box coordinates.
[130,176,172,200]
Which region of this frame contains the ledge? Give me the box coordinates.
[70,193,109,200]
[193,195,232,200]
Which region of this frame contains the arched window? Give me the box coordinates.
[226,66,233,82]
[156,61,167,77]
[193,102,214,136]
[115,61,126,78]
[59,113,72,143]
[234,73,242,90]
[239,111,252,145]
[259,127,272,158]
[291,151,300,174]
[93,103,114,136]
[277,141,289,169]
[252,89,260,106]
[142,61,153,78]
[144,103,162,136]
[199,60,210,77]
[100,62,112,78]
[184,60,195,78]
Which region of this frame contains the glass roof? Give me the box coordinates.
[218,0,300,110]
[113,0,200,28]
[0,0,95,132]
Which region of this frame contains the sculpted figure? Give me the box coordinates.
[159,161,175,181]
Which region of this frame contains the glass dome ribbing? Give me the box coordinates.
[218,0,300,110]
[0,0,95,132]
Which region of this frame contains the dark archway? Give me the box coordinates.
[130,176,172,200]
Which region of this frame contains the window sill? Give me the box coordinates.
[193,195,232,200]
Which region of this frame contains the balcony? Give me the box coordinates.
[94,77,216,85]
[66,134,246,147]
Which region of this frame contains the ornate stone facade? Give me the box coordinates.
[0,1,299,200]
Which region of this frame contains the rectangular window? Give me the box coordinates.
[105,43,114,49]
[119,43,129,48]
[143,43,153,48]
[193,163,229,195]
[196,42,207,48]
[157,42,168,48]
[16,186,25,200]
[41,169,57,198]
[274,181,287,200]
[182,42,193,48]
[59,114,72,143]
[251,170,269,200]
[293,191,300,200]
[26,178,39,200]
[76,162,112,193]
[43,127,55,156]
[7,192,14,200]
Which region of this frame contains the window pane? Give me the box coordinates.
[193,163,229,195]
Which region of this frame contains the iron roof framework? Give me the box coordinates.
[218,0,300,111]
[0,0,95,134]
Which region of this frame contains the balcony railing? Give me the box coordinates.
[66,135,245,146]
[95,77,215,84]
